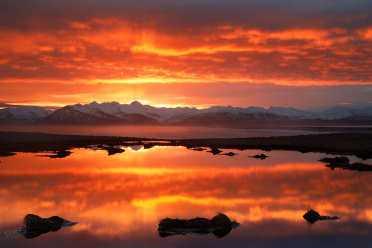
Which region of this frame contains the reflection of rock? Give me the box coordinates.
[129,145,144,151]
[0,151,16,157]
[319,157,349,165]
[104,147,125,156]
[207,147,223,155]
[303,209,340,224]
[42,150,72,158]
[0,214,77,240]
[191,148,206,151]
[249,154,268,159]
[222,152,237,157]
[320,156,372,172]
[143,143,156,149]
[157,213,239,238]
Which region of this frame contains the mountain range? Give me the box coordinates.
[1,101,372,127]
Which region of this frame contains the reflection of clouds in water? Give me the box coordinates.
[0,148,372,247]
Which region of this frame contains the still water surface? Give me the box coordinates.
[4,125,372,138]
[1,146,372,247]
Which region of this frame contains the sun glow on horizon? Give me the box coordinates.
[0,0,371,110]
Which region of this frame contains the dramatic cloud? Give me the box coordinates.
[0,0,371,108]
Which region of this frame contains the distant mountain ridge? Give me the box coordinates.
[0,106,53,124]
[1,101,372,126]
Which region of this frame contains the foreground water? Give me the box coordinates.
[1,145,372,247]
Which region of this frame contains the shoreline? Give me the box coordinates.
[1,131,371,159]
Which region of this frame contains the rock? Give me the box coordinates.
[23,214,77,239]
[191,148,206,151]
[303,209,340,224]
[157,213,239,238]
[320,156,372,172]
[249,154,268,159]
[222,152,237,157]
[210,213,233,227]
[207,147,223,155]
[104,146,125,156]
[319,157,349,165]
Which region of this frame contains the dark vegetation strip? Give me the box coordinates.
[1,131,371,159]
[172,133,372,159]
[0,131,159,155]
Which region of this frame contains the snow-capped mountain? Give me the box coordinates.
[266,107,318,119]
[41,101,198,124]
[1,102,372,126]
[0,106,52,123]
[319,105,355,120]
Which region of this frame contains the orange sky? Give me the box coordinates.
[0,0,371,110]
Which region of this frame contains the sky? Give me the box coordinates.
[0,0,371,110]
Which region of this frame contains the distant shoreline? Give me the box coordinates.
[0,131,371,159]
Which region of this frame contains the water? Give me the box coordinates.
[1,145,372,247]
[2,124,372,139]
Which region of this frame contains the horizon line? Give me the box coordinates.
[1,100,372,112]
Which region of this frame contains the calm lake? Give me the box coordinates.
[2,124,372,139]
[1,145,372,247]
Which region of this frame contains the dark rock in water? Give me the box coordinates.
[46,150,72,158]
[320,156,372,172]
[157,213,239,238]
[191,148,206,151]
[325,162,372,172]
[38,150,72,159]
[303,209,340,224]
[105,147,125,156]
[249,154,268,160]
[222,152,237,157]
[303,209,321,224]
[23,214,77,239]
[319,157,349,165]
[210,213,233,227]
[347,162,372,171]
[207,147,223,155]
[0,151,16,157]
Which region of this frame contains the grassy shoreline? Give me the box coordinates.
[1,131,371,159]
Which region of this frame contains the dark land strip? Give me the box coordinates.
[0,131,158,157]
[0,131,371,159]
[170,133,372,159]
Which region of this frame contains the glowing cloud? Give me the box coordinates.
[0,0,371,108]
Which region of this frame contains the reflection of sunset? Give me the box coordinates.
[1,147,372,237]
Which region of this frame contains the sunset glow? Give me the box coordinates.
[0,1,371,109]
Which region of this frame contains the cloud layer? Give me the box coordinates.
[0,0,371,108]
